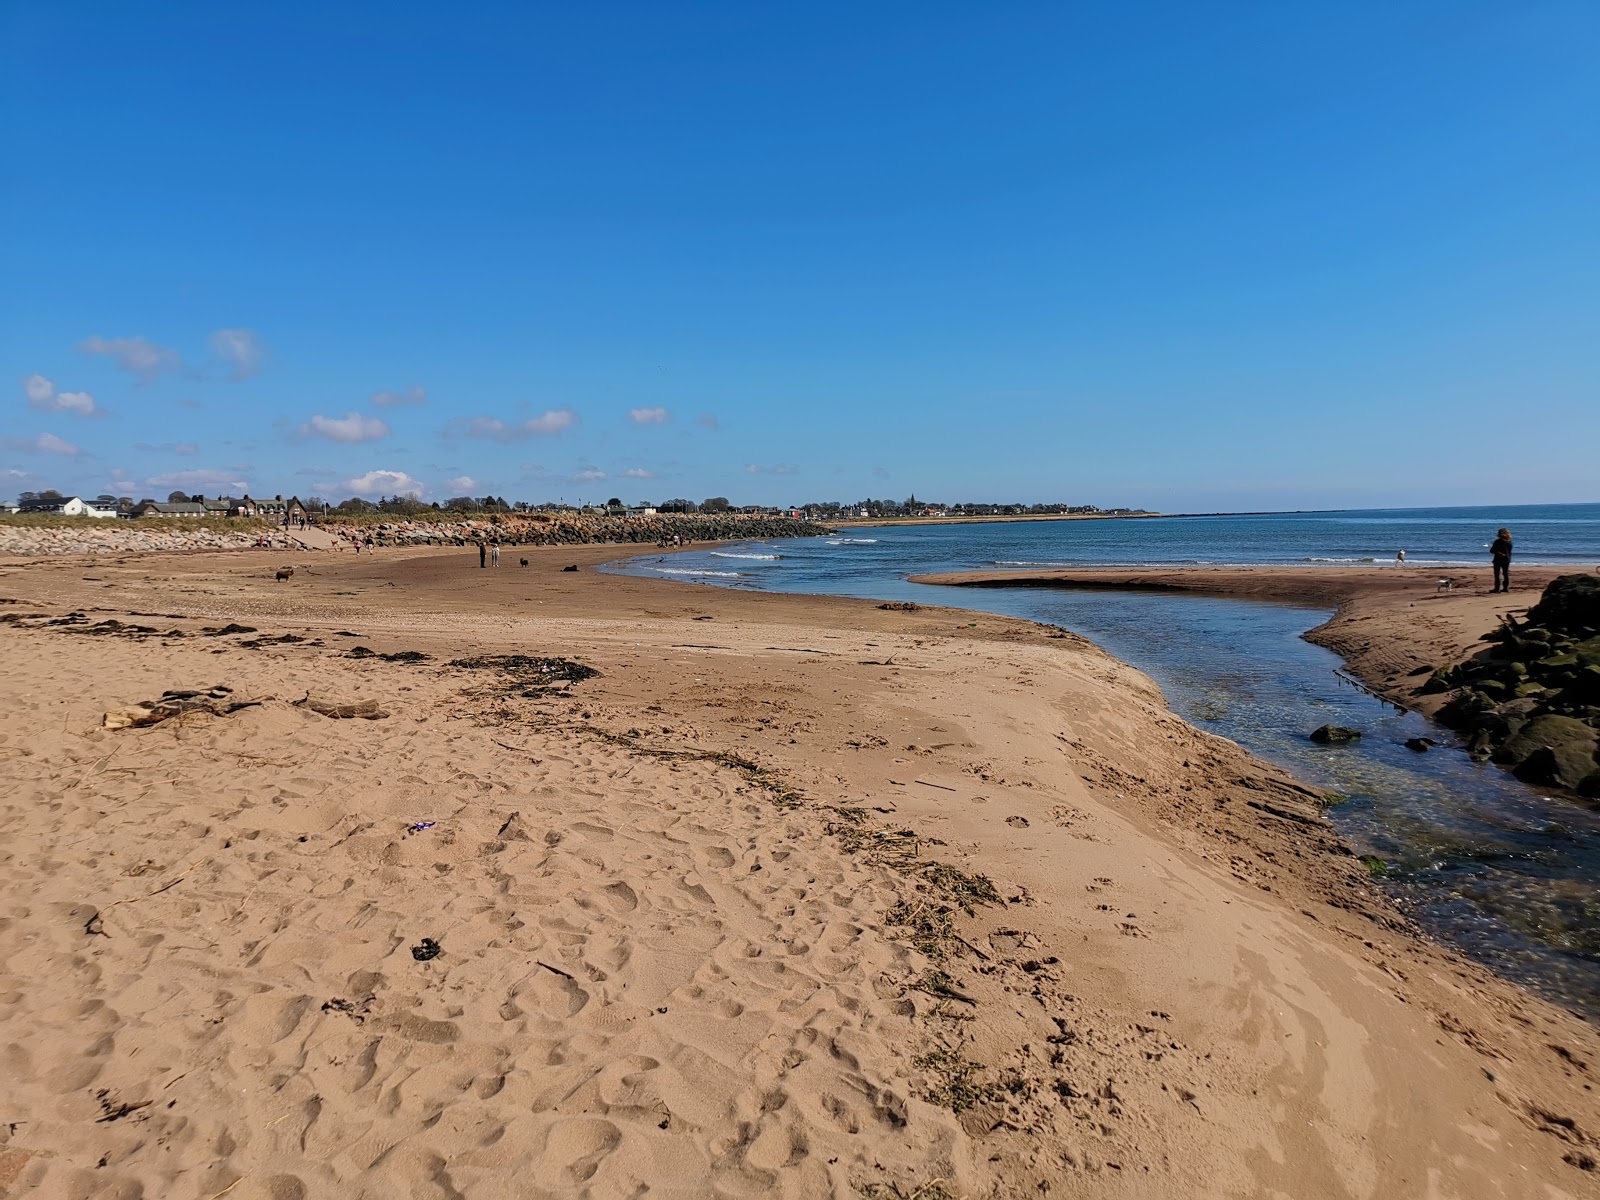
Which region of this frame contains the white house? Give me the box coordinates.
[21,496,119,518]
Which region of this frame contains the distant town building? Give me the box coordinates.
[19,495,120,518]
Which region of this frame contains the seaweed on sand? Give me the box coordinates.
[450,654,599,694]
[911,1043,991,1113]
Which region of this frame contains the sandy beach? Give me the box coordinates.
[3,544,1599,1198]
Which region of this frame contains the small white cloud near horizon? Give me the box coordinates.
[745,463,796,476]
[343,469,425,498]
[146,468,249,492]
[572,468,607,482]
[372,386,427,407]
[447,475,477,492]
[620,467,656,479]
[300,412,390,444]
[24,374,101,416]
[79,335,181,381]
[696,413,719,430]
[462,409,578,441]
[629,407,669,425]
[211,329,265,380]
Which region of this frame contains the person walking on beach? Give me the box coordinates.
[491,542,500,567]
[1490,528,1513,593]
[478,540,487,569]
[1396,550,1406,565]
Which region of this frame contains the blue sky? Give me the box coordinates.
[3,1,1596,511]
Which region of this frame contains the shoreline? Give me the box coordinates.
[3,543,1598,1194]
[835,512,1160,527]
[907,563,1574,710]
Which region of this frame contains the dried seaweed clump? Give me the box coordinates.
[450,654,599,692]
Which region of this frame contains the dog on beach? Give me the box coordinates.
[1436,577,1454,592]
[275,566,295,582]
[520,558,529,567]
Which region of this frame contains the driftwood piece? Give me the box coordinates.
[104,688,265,730]
[295,693,390,720]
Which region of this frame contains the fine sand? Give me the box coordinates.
[2,545,1598,1198]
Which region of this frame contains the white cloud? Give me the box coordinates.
[35,433,79,456]
[135,441,199,455]
[462,408,578,441]
[629,406,669,425]
[447,475,476,492]
[300,411,391,444]
[23,373,100,416]
[146,468,249,492]
[697,413,720,430]
[55,391,98,416]
[572,468,607,482]
[745,464,761,474]
[745,463,796,476]
[0,433,80,456]
[343,469,424,497]
[371,386,426,407]
[79,335,181,381]
[210,328,265,380]
[620,467,656,479]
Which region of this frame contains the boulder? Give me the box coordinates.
[1526,574,1600,637]
[1404,737,1436,752]
[1310,725,1361,744]
[1500,715,1600,791]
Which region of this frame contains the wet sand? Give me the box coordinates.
[2,544,1598,1197]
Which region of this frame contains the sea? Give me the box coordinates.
[607,503,1600,1017]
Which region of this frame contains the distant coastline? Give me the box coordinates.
[835,511,1162,528]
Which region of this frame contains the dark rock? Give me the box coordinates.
[1579,773,1600,800]
[1438,689,1495,728]
[1526,574,1600,637]
[1501,715,1600,790]
[561,564,578,572]
[1417,668,1455,695]
[1310,725,1362,744]
[1404,737,1436,752]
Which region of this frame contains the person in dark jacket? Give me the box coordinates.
[478,540,487,569]
[1490,528,1512,593]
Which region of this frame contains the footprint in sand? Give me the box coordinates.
[541,1116,622,1184]
[1006,815,1029,828]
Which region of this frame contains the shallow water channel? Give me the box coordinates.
[611,548,1600,1019]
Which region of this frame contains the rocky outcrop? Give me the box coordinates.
[1421,574,1600,798]
[0,513,834,557]
[322,512,833,549]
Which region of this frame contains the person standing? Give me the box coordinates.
[491,542,501,567]
[478,540,487,569]
[1490,528,1513,593]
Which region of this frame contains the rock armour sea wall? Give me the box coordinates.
[1421,574,1600,797]
[0,513,833,557]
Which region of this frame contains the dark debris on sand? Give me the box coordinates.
[449,654,599,694]
[347,646,431,663]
